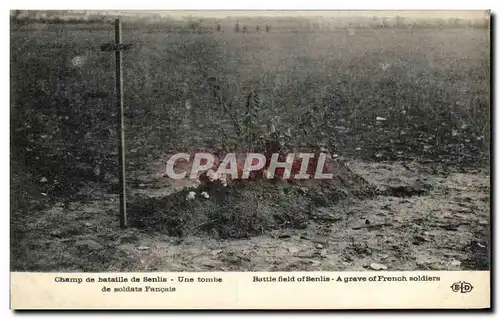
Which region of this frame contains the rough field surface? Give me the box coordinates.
[11,23,490,272]
[11,157,489,272]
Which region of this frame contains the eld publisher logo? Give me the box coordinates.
[450,281,474,293]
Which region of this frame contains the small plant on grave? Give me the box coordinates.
[296,102,339,156]
[242,90,260,151]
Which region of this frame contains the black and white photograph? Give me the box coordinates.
[10,9,490,275]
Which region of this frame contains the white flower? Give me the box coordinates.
[206,169,218,182]
[376,116,387,121]
[219,173,227,182]
[186,191,196,201]
[201,191,210,199]
[219,173,229,187]
[71,55,86,67]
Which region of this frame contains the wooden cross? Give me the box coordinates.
[101,19,133,228]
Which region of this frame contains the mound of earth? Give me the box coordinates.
[127,159,377,239]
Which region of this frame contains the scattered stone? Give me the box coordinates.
[211,249,223,256]
[288,247,299,253]
[75,239,103,252]
[186,191,196,201]
[201,191,210,199]
[323,214,342,222]
[139,183,146,187]
[312,235,329,245]
[297,252,315,258]
[370,262,388,270]
[40,177,48,183]
[376,117,387,121]
[450,259,461,267]
[315,208,342,222]
[137,246,150,251]
[315,243,324,249]
[413,235,430,243]
[50,230,63,237]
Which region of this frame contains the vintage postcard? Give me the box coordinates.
[10,9,490,309]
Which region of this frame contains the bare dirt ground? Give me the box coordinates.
[12,157,489,272]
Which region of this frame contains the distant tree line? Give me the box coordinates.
[10,11,488,31]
